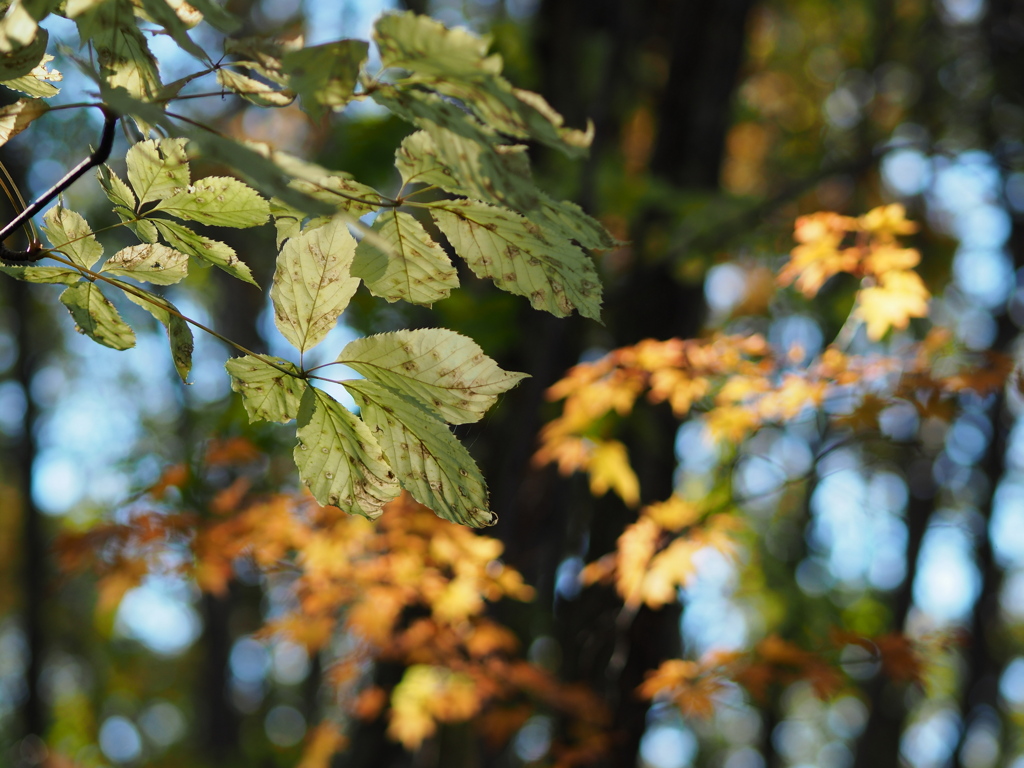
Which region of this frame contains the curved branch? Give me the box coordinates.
[0,108,119,262]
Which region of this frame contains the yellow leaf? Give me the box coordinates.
[588,440,640,507]
[642,496,700,532]
[704,405,760,445]
[863,243,921,275]
[859,203,918,241]
[614,518,660,607]
[641,537,698,608]
[856,270,930,340]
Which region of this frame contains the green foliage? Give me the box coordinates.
[0,5,615,528]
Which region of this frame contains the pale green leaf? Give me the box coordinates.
[0,23,46,80]
[96,84,168,132]
[117,207,159,243]
[344,378,494,527]
[0,97,46,147]
[75,0,160,100]
[225,354,306,422]
[153,177,270,228]
[100,243,189,285]
[270,174,380,247]
[152,218,255,284]
[271,216,359,354]
[338,327,527,425]
[216,67,294,107]
[0,265,81,284]
[2,53,62,97]
[59,281,136,350]
[123,287,193,381]
[352,209,458,305]
[280,39,367,120]
[430,199,602,320]
[97,165,135,210]
[126,138,190,205]
[221,38,292,86]
[533,194,621,251]
[374,11,501,79]
[294,387,400,518]
[41,205,102,269]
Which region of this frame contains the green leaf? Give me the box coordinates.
[344,379,494,528]
[352,209,458,305]
[374,11,501,79]
[153,177,270,228]
[379,98,537,211]
[152,218,255,285]
[338,328,527,425]
[41,205,102,269]
[0,24,47,80]
[294,387,400,519]
[533,194,621,251]
[270,173,381,247]
[216,67,294,107]
[75,0,161,100]
[95,83,168,133]
[185,0,240,32]
[59,281,136,350]
[136,0,208,62]
[0,265,81,284]
[97,165,135,210]
[100,243,189,285]
[2,53,62,98]
[0,97,46,147]
[280,40,368,120]
[430,199,602,320]
[271,216,360,354]
[127,138,190,205]
[187,131,336,218]
[225,354,306,423]
[123,287,193,382]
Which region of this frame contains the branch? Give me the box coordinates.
[0,108,119,262]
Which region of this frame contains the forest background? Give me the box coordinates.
[0,0,1022,767]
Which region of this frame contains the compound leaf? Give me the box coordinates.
[41,205,102,269]
[225,354,306,423]
[127,138,190,205]
[281,39,367,120]
[352,209,458,305]
[338,328,527,425]
[216,67,294,107]
[430,199,602,320]
[123,287,194,381]
[101,243,189,285]
[152,218,254,285]
[153,177,270,228]
[294,386,400,519]
[0,265,81,284]
[344,378,494,528]
[374,11,501,79]
[59,281,136,350]
[75,0,160,100]
[271,216,359,354]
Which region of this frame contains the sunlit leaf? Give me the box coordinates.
[216,67,294,107]
[281,40,368,120]
[151,218,255,285]
[344,379,495,528]
[185,0,240,32]
[338,328,527,425]
[430,199,602,320]
[271,216,359,354]
[59,281,136,350]
[587,440,639,507]
[100,243,189,285]
[856,270,930,341]
[0,265,81,284]
[352,209,458,305]
[1,52,62,97]
[75,0,161,99]
[123,287,193,381]
[533,194,620,251]
[136,0,208,62]
[153,177,270,228]
[126,138,190,205]
[225,354,306,423]
[294,387,400,518]
[41,205,102,269]
[374,11,501,78]
[0,97,47,147]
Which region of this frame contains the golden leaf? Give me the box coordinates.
[856,269,930,340]
[588,440,640,507]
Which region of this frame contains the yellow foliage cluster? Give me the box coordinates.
[777,203,929,340]
[58,470,608,764]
